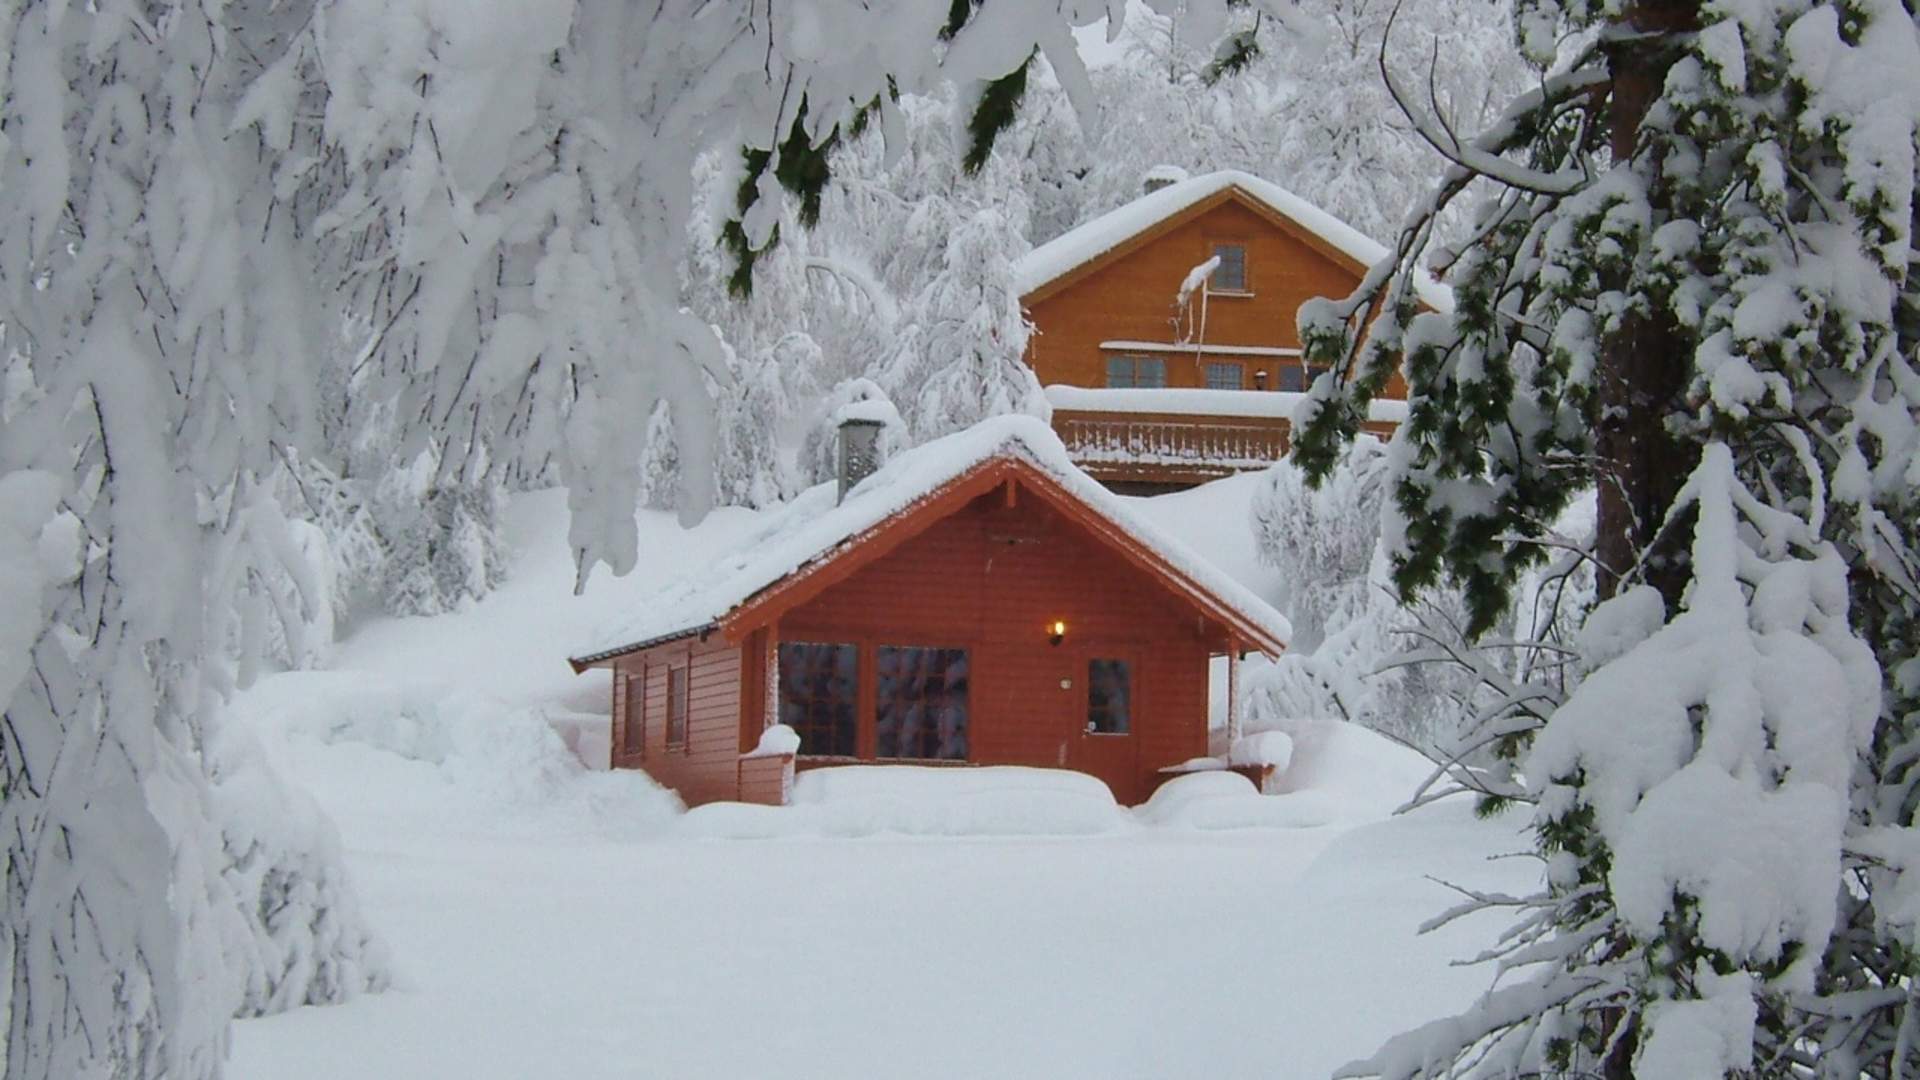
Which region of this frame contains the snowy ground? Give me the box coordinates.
[229,481,1537,1079]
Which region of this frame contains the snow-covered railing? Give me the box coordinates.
[1051,411,1291,481]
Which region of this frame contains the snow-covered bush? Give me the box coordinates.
[378,480,509,618]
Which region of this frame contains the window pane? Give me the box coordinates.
[625,674,645,758]
[876,646,970,760]
[1105,356,1134,388]
[1088,659,1131,735]
[1136,358,1166,388]
[1204,362,1242,390]
[667,665,689,747]
[1211,243,1247,291]
[1277,365,1307,392]
[777,642,858,756]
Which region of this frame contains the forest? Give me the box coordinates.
[2,0,1918,1077]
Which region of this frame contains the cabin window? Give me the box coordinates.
[1204,362,1243,391]
[624,673,646,758]
[777,642,859,757]
[1277,364,1328,392]
[666,664,689,749]
[1210,243,1248,291]
[1105,356,1167,389]
[1087,659,1132,735]
[875,646,970,760]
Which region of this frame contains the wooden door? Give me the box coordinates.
[1067,649,1141,804]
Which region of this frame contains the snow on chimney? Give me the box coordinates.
[835,408,888,503]
[1142,164,1189,195]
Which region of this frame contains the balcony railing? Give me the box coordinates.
[1051,409,1292,485]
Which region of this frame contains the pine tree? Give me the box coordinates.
[1295,0,1920,1074]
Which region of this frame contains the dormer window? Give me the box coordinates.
[1210,243,1248,292]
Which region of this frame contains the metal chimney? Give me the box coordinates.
[836,415,885,503]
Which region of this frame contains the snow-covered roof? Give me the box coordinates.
[1013,169,1452,311]
[570,416,1292,667]
[1046,385,1409,425]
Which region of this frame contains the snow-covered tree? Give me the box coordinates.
[1296,0,1920,1074]
[885,193,1049,441]
[3,2,1331,1074]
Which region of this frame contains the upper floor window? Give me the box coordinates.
[1106,355,1167,388]
[777,641,858,757]
[1210,243,1248,292]
[1277,363,1330,392]
[1204,362,1243,391]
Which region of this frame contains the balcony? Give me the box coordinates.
[1044,386,1403,491]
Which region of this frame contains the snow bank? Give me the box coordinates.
[1229,730,1294,771]
[679,765,1128,839]
[233,671,683,840]
[1133,771,1333,830]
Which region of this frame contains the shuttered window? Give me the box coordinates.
[876,646,970,760]
[1087,660,1132,735]
[666,664,689,750]
[1105,356,1167,388]
[777,642,859,757]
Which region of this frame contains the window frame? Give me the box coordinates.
[1203,361,1244,391]
[1085,657,1134,736]
[776,640,861,759]
[623,670,646,760]
[1104,354,1168,389]
[665,661,690,751]
[874,643,972,762]
[1207,241,1250,294]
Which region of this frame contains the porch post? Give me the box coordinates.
[764,620,780,731]
[1226,635,1242,749]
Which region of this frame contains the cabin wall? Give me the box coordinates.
[609,635,747,806]
[1024,197,1411,399]
[777,486,1215,804]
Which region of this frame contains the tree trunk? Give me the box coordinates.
[1593,0,1703,611]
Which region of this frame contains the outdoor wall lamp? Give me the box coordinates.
[1048,620,1067,646]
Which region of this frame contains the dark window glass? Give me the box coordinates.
[876,646,970,760]
[666,665,689,748]
[778,642,858,757]
[1087,659,1132,735]
[1277,364,1329,392]
[1211,243,1247,291]
[1105,356,1167,389]
[1204,362,1242,390]
[625,674,646,758]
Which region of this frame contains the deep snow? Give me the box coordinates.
[227,479,1537,1079]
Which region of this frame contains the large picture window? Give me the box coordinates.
[778,642,859,757]
[666,664,689,749]
[876,646,970,760]
[1105,355,1167,389]
[1087,659,1132,735]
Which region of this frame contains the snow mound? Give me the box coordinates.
[680,765,1129,838]
[234,671,682,840]
[1135,771,1337,830]
[1257,721,1435,819]
[1230,730,1294,771]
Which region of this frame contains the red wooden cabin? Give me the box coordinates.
[568,416,1291,807]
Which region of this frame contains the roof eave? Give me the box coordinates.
[567,623,714,674]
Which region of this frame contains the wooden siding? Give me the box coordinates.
[609,635,745,806]
[762,481,1218,804]
[1023,190,1410,486]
